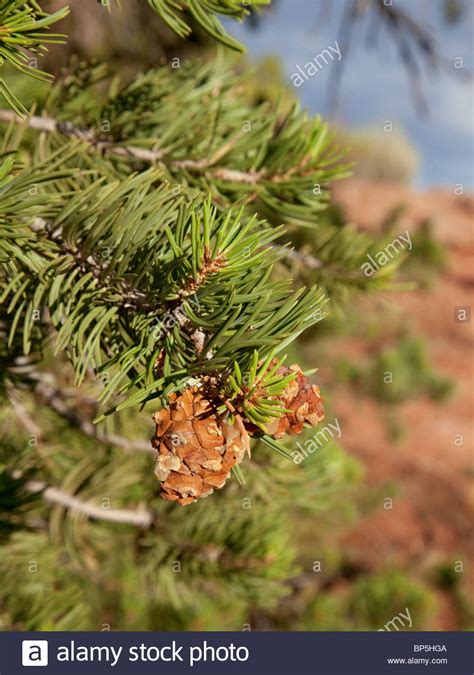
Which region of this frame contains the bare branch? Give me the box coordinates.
[328,1,362,115]
[8,391,44,439]
[267,243,323,270]
[6,366,155,454]
[326,0,471,116]
[8,378,156,528]
[25,479,154,527]
[30,372,156,454]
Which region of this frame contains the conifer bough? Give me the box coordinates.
[0,4,385,515]
[0,0,69,115]
[0,0,382,630]
[0,47,385,510]
[0,49,392,513]
[0,0,267,116]
[141,0,271,52]
[1,158,328,504]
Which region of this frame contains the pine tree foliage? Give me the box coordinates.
[0,0,69,115]
[0,0,398,630]
[0,392,360,629]
[0,156,326,422]
[285,215,402,304]
[0,57,395,320]
[0,54,380,429]
[0,0,268,116]
[3,58,348,224]
[116,0,271,52]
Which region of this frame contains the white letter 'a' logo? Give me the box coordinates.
[22,640,49,667]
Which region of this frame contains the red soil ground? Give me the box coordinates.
[320,179,473,627]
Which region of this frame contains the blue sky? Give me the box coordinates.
[225,0,474,188]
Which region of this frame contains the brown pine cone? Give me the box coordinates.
[152,387,250,505]
[265,364,325,439]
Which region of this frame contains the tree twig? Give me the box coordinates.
[24,479,154,527]
[8,391,44,438]
[0,109,267,185]
[327,0,471,116]
[271,244,323,270]
[33,209,324,274]
[6,365,155,454]
[30,371,156,454]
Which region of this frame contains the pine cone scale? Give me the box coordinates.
[152,386,249,505]
[263,365,325,439]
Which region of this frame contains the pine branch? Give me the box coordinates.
[4,356,153,454]
[126,0,271,52]
[30,371,155,454]
[7,390,43,438]
[0,109,57,131]
[0,57,350,230]
[0,0,69,115]
[275,245,323,271]
[1,162,327,416]
[5,164,323,276]
[24,479,154,527]
[27,214,157,313]
[0,108,282,185]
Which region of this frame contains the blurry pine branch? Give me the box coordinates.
[0,0,69,115]
[0,384,361,628]
[124,0,271,52]
[0,0,270,115]
[335,335,454,405]
[326,0,472,115]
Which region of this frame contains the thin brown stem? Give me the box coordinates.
[30,371,156,454]
[25,479,154,527]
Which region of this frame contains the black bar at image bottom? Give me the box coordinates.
[1,631,472,674]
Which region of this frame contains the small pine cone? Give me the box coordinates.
[152,387,249,505]
[265,364,325,439]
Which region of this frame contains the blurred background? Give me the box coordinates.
[234,0,474,630]
[1,0,473,631]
